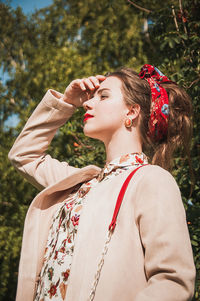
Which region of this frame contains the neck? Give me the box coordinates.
[104,129,142,163]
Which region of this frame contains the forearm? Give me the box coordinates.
[8,89,77,190]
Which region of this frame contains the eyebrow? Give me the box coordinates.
[96,88,111,95]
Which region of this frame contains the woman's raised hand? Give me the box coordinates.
[62,75,106,107]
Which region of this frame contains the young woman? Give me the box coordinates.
[9,65,196,301]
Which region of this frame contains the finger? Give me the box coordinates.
[79,81,86,91]
[88,76,100,88]
[96,74,106,81]
[85,91,91,100]
[83,78,95,90]
[73,79,86,91]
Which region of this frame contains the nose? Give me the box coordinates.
[83,97,95,111]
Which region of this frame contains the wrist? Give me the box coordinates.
[60,96,77,109]
[50,89,63,99]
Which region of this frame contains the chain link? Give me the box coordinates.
[87,230,113,301]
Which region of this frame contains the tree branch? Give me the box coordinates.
[127,0,151,14]
[186,78,200,89]
[171,6,179,32]
[179,0,188,35]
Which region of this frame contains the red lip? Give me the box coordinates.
[84,113,94,122]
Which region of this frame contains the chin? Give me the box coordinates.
[83,127,97,139]
[83,126,104,141]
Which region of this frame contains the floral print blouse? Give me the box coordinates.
[34,152,148,301]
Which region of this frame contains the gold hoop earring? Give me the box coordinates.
[124,117,133,128]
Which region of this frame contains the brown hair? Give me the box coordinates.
[106,67,193,171]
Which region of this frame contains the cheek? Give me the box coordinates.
[103,104,125,124]
[84,113,121,135]
[96,107,125,131]
[103,112,123,126]
[83,100,127,137]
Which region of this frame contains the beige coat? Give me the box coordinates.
[8,90,196,301]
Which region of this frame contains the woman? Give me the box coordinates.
[9,65,196,301]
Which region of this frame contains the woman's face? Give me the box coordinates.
[83,76,130,143]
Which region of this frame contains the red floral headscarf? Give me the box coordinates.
[139,64,174,142]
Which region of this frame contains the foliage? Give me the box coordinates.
[0,0,199,300]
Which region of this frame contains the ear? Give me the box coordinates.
[126,104,140,119]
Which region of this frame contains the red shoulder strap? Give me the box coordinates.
[109,164,148,232]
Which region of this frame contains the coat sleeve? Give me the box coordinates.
[8,89,79,190]
[134,165,196,301]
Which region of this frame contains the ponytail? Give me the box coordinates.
[107,66,193,171]
[152,82,193,170]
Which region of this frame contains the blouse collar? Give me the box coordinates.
[98,152,148,181]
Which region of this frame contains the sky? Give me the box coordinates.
[2,0,53,128]
[2,0,53,14]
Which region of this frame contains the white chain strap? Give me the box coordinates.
[87,165,146,300]
[87,229,113,301]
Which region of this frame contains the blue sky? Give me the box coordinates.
[2,0,53,14]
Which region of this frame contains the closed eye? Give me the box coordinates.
[100,94,108,100]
